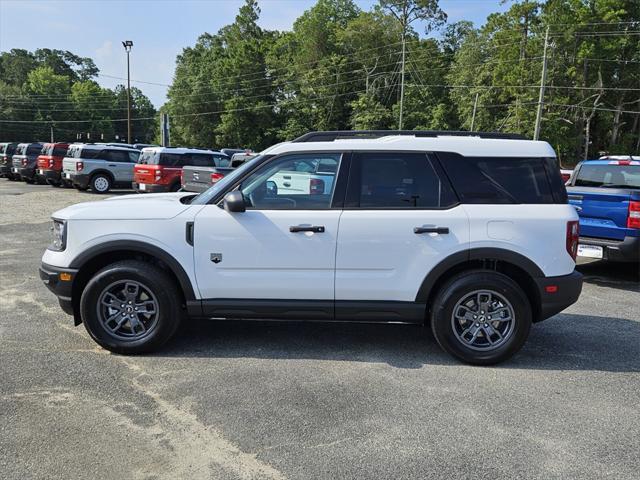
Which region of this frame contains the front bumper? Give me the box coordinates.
[534,270,583,322]
[39,262,78,317]
[578,235,640,262]
[132,181,171,193]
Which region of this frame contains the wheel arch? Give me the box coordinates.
[89,169,115,183]
[417,248,543,322]
[69,240,197,325]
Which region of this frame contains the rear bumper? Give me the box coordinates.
[579,235,640,262]
[70,173,90,188]
[132,182,171,193]
[0,165,11,176]
[18,167,36,180]
[39,262,78,316]
[534,270,583,322]
[38,169,61,183]
[181,181,210,193]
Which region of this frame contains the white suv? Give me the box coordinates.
[40,130,583,365]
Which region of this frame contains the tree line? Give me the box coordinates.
[1,1,638,165]
[0,48,157,143]
[164,0,639,164]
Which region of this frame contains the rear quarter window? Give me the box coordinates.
[437,153,557,204]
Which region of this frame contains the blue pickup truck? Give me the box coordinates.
[566,157,640,262]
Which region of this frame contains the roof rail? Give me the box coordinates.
[291,130,526,143]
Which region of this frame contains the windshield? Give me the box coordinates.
[190,154,267,205]
[575,163,640,189]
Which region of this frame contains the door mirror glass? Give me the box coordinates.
[223,191,246,213]
[266,180,278,197]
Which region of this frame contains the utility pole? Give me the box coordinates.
[470,93,479,131]
[50,124,54,143]
[122,40,134,143]
[398,34,406,130]
[533,27,549,141]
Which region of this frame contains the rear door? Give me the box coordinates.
[334,152,469,320]
[105,149,138,182]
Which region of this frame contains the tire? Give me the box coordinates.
[48,180,61,187]
[80,260,182,354]
[169,182,180,192]
[430,270,532,366]
[90,173,112,193]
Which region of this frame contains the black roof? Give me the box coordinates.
[292,130,526,143]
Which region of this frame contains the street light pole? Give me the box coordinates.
[122,40,134,143]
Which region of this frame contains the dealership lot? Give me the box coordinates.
[1,181,638,480]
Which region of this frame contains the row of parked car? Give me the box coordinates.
[0,141,254,194]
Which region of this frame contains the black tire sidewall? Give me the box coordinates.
[80,261,181,354]
[91,174,111,193]
[431,271,532,365]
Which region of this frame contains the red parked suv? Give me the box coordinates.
[133,147,229,193]
[37,142,70,187]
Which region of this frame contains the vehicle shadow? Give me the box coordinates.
[158,313,640,372]
[577,260,639,293]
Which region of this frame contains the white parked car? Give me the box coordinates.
[40,130,582,365]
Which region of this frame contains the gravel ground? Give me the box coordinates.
[1,180,639,480]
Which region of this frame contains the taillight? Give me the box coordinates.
[310,178,325,195]
[76,161,83,172]
[628,201,640,229]
[49,158,54,168]
[211,172,224,183]
[22,158,27,166]
[155,168,163,181]
[566,220,579,261]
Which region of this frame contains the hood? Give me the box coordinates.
[52,192,197,221]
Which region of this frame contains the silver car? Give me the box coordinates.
[62,144,141,193]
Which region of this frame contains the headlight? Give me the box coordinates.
[49,219,67,251]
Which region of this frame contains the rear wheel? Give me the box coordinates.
[80,260,182,354]
[169,182,181,192]
[91,173,112,193]
[430,270,532,365]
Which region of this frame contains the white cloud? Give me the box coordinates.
[95,40,113,60]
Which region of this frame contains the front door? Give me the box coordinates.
[335,152,469,320]
[193,152,344,317]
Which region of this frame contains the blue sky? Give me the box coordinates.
[0,0,508,107]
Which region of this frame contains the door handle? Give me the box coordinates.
[414,226,449,234]
[108,164,116,167]
[290,225,325,233]
[283,182,291,187]
[283,175,291,179]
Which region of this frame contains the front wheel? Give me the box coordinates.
[430,270,532,365]
[80,260,182,354]
[91,174,112,193]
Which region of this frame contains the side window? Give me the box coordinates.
[348,152,457,208]
[106,150,130,163]
[128,151,140,163]
[27,145,42,155]
[215,155,231,168]
[438,152,555,204]
[239,153,341,210]
[53,147,68,157]
[189,153,215,167]
[160,153,182,166]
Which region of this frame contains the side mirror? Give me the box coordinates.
[266,180,278,197]
[223,190,246,213]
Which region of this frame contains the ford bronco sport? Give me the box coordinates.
[133,147,229,193]
[37,142,70,187]
[0,142,19,179]
[40,130,583,365]
[62,144,141,193]
[12,142,44,183]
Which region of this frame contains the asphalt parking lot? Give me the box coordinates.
[1,180,639,480]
